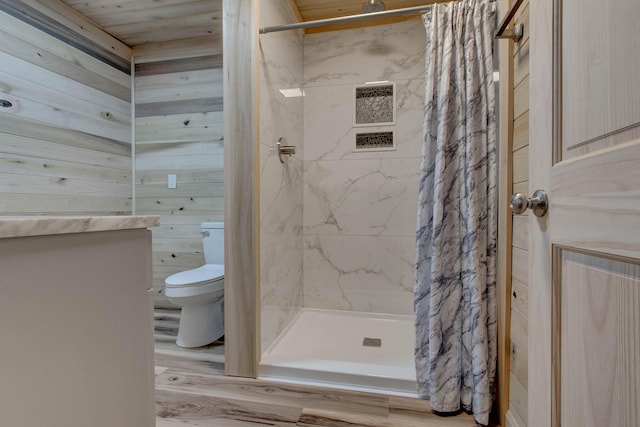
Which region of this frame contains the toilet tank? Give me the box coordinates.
[201,222,224,265]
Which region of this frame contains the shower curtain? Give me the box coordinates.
[414,0,497,425]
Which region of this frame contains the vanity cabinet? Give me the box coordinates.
[0,216,158,427]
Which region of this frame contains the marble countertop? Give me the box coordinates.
[0,216,160,239]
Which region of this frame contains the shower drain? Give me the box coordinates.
[362,337,382,347]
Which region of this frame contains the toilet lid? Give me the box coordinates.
[165,264,224,287]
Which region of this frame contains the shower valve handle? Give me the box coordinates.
[276,137,296,164]
[509,190,548,217]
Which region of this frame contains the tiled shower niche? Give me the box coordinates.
[355,131,395,152]
[354,82,396,151]
[354,83,395,126]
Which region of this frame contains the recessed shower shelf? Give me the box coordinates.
[354,82,396,127]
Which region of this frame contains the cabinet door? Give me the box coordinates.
[0,229,155,427]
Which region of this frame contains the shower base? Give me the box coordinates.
[259,308,417,396]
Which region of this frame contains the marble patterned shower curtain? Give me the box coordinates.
[414,0,497,425]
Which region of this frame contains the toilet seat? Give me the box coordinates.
[165,264,224,290]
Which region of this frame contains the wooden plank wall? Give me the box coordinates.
[133,36,224,308]
[506,2,530,427]
[0,7,133,216]
[0,0,131,72]
[222,0,259,378]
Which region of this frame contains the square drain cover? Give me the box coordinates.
[362,337,382,347]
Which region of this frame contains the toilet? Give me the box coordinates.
[164,222,224,348]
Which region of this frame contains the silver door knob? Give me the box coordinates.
[509,189,548,217]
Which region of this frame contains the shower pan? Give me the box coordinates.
[260,309,416,396]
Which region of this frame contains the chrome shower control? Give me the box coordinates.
[276,137,296,164]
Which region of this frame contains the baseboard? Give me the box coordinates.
[505,409,526,427]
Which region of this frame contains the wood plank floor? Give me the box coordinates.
[154,309,480,426]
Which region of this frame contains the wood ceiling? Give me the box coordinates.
[58,0,439,47]
[59,0,223,46]
[293,0,437,21]
[291,0,442,33]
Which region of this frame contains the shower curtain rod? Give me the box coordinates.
[259,4,435,34]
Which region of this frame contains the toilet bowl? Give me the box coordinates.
[164,222,224,348]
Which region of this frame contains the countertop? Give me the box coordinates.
[0,215,160,239]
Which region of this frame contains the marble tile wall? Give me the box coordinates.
[259,0,305,351]
[302,21,426,315]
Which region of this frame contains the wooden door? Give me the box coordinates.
[528,0,640,426]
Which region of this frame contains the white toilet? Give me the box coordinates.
[164,222,224,348]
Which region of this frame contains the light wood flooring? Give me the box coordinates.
[154,309,480,426]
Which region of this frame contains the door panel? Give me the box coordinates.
[558,249,640,427]
[562,0,640,159]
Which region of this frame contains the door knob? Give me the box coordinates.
[509,189,548,217]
